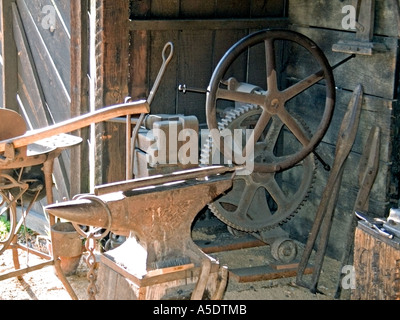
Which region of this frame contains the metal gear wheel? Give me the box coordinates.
[201,104,317,232]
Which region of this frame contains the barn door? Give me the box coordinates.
[0,0,88,232]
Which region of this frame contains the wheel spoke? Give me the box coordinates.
[230,110,272,163]
[216,88,265,106]
[282,70,324,102]
[250,110,272,144]
[263,116,284,151]
[278,108,310,146]
[236,182,259,220]
[262,177,288,208]
[265,39,278,92]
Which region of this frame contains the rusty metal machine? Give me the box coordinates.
[42,29,339,299]
[1,28,343,299]
[133,113,199,177]
[197,29,336,263]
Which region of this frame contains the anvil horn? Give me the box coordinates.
[46,198,109,229]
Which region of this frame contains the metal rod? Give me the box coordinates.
[0,100,149,153]
[178,84,207,94]
[96,165,236,195]
[331,54,356,70]
[313,151,331,171]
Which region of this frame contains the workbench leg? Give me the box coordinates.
[43,158,79,300]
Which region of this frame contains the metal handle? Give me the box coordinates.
[127,42,174,179]
[148,41,174,105]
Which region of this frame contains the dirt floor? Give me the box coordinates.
[0,222,348,301]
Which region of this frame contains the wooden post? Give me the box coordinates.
[70,0,90,195]
[1,0,18,111]
[94,0,130,184]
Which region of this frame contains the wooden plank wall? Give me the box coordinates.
[0,0,88,213]
[93,0,131,185]
[283,0,400,259]
[13,0,72,207]
[129,0,288,125]
[70,0,89,196]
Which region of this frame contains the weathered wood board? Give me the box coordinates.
[16,0,70,122]
[352,221,400,300]
[289,0,400,38]
[287,26,399,100]
[11,0,72,205]
[0,0,82,232]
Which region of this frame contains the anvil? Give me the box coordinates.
[45,166,236,277]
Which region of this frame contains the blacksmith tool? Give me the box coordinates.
[334,125,381,298]
[45,165,236,299]
[296,84,364,293]
[45,166,236,272]
[354,211,392,238]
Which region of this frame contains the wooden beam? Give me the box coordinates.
[129,17,288,31]
[95,0,130,184]
[1,0,18,111]
[70,0,90,195]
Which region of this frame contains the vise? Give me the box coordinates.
[45,165,237,299]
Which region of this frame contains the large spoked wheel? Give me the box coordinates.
[206,29,335,173]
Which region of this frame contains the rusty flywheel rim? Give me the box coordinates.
[201,104,317,232]
[206,29,335,173]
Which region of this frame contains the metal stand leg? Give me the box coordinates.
[43,158,79,300]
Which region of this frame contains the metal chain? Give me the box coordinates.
[85,233,98,300]
[70,194,113,300]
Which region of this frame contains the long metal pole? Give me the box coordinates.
[0,100,149,153]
